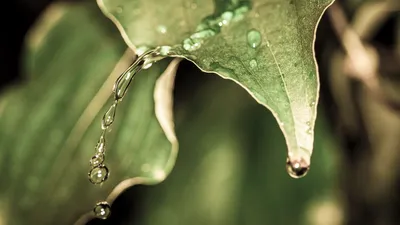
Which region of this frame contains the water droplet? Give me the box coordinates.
[115,64,142,100]
[90,154,105,167]
[95,135,106,153]
[190,29,216,39]
[159,46,171,56]
[221,11,233,22]
[306,121,311,126]
[247,29,262,48]
[249,59,257,68]
[190,2,197,9]
[307,128,312,134]
[93,201,111,219]
[286,157,309,178]
[102,103,117,129]
[310,101,316,107]
[183,38,202,51]
[115,6,123,14]
[88,165,109,184]
[157,25,167,34]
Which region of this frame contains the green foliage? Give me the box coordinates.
[98,0,334,164]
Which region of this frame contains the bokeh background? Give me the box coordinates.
[0,0,399,224]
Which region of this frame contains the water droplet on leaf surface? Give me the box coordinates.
[93,201,111,219]
[247,29,262,48]
[249,59,257,68]
[157,25,167,34]
[88,165,109,184]
[286,157,309,178]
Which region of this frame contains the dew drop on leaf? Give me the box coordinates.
[286,157,309,179]
[90,154,105,167]
[247,29,262,48]
[93,201,111,219]
[88,165,109,184]
[249,59,257,68]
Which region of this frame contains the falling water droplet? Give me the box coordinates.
[249,59,257,68]
[115,70,135,100]
[90,154,105,167]
[102,103,117,129]
[95,135,106,153]
[93,201,111,219]
[247,29,262,48]
[286,157,309,178]
[88,165,109,184]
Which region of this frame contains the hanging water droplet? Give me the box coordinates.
[157,25,167,34]
[286,157,309,178]
[93,201,111,219]
[88,165,109,184]
[90,154,105,167]
[247,29,262,48]
[249,59,257,68]
[102,103,117,129]
[95,135,106,153]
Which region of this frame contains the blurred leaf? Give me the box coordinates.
[0,2,179,224]
[98,0,334,164]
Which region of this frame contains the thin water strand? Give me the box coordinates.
[87,48,166,186]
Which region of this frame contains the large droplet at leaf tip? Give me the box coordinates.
[286,156,310,179]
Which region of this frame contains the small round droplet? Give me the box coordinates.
[286,158,309,179]
[310,101,316,107]
[157,25,167,34]
[247,29,262,48]
[93,201,111,219]
[88,165,109,184]
[306,121,311,126]
[249,59,257,68]
[90,154,105,167]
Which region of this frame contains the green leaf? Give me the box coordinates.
[98,0,334,168]
[0,2,178,224]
